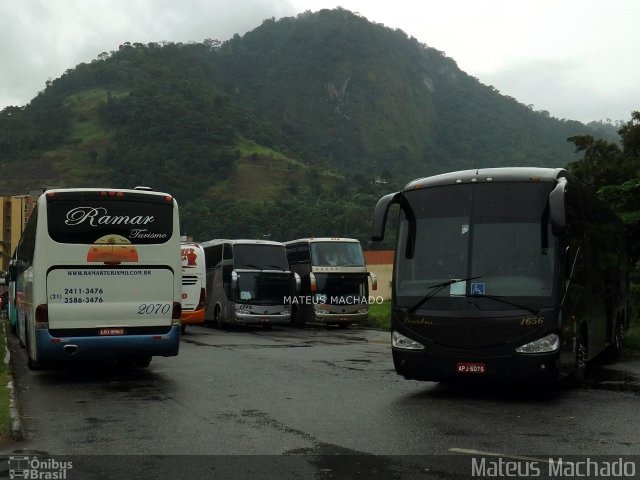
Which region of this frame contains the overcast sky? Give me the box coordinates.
[1,0,638,124]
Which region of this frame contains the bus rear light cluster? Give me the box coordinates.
[172,302,182,321]
[36,304,48,323]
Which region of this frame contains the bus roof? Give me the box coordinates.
[41,187,174,198]
[403,167,571,191]
[199,239,286,248]
[284,238,361,245]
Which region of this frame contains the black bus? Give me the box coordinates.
[285,238,377,328]
[372,167,629,383]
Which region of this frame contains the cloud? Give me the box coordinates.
[482,57,640,123]
[0,0,297,108]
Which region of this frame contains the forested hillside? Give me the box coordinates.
[0,8,616,245]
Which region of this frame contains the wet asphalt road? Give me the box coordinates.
[2,324,640,478]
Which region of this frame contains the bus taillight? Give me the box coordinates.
[309,272,318,292]
[36,304,48,321]
[172,302,182,320]
[35,304,49,327]
[196,288,206,310]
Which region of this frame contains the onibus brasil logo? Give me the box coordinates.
[8,456,73,479]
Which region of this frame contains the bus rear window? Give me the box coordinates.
[47,192,173,244]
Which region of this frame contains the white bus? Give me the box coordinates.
[180,242,206,331]
[201,239,298,328]
[14,187,182,369]
[284,238,377,328]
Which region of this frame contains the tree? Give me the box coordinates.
[567,112,640,316]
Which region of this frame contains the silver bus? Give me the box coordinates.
[201,239,298,328]
[285,238,377,328]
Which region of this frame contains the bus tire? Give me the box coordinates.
[608,317,624,359]
[568,329,588,387]
[25,326,42,371]
[215,305,224,329]
[134,357,152,368]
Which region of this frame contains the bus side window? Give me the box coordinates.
[205,244,222,291]
[223,243,233,297]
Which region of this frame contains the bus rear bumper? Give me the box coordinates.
[392,348,561,384]
[181,308,205,325]
[35,326,181,362]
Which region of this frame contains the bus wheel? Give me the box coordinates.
[215,306,224,329]
[134,357,152,368]
[26,328,42,371]
[608,318,624,358]
[572,331,588,385]
[27,355,42,371]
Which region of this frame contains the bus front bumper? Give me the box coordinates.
[234,313,291,326]
[35,326,181,362]
[392,348,561,383]
[313,311,368,325]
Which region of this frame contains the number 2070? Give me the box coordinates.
[138,303,171,315]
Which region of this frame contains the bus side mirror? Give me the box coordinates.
[293,272,301,294]
[549,178,567,236]
[231,270,238,298]
[371,192,398,241]
[369,272,378,291]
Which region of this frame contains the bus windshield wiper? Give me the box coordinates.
[465,293,539,314]
[407,276,482,314]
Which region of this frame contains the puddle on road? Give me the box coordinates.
[585,366,640,395]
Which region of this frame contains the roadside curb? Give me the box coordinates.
[3,321,24,441]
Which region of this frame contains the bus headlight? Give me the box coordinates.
[280,310,290,315]
[392,331,424,350]
[358,308,368,314]
[515,333,560,354]
[315,309,330,314]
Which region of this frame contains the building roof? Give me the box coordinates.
[364,250,394,265]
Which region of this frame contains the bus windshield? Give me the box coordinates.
[395,182,556,310]
[236,272,291,305]
[47,191,173,244]
[310,242,365,267]
[233,244,289,270]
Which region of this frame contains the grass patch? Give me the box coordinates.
[0,321,12,442]
[365,300,391,330]
[624,321,640,353]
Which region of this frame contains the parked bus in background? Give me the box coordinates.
[285,238,378,328]
[14,187,182,369]
[180,242,206,332]
[372,167,629,384]
[201,239,298,328]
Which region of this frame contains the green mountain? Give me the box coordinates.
[0,9,606,244]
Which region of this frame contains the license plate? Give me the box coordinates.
[456,362,486,374]
[99,328,125,336]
